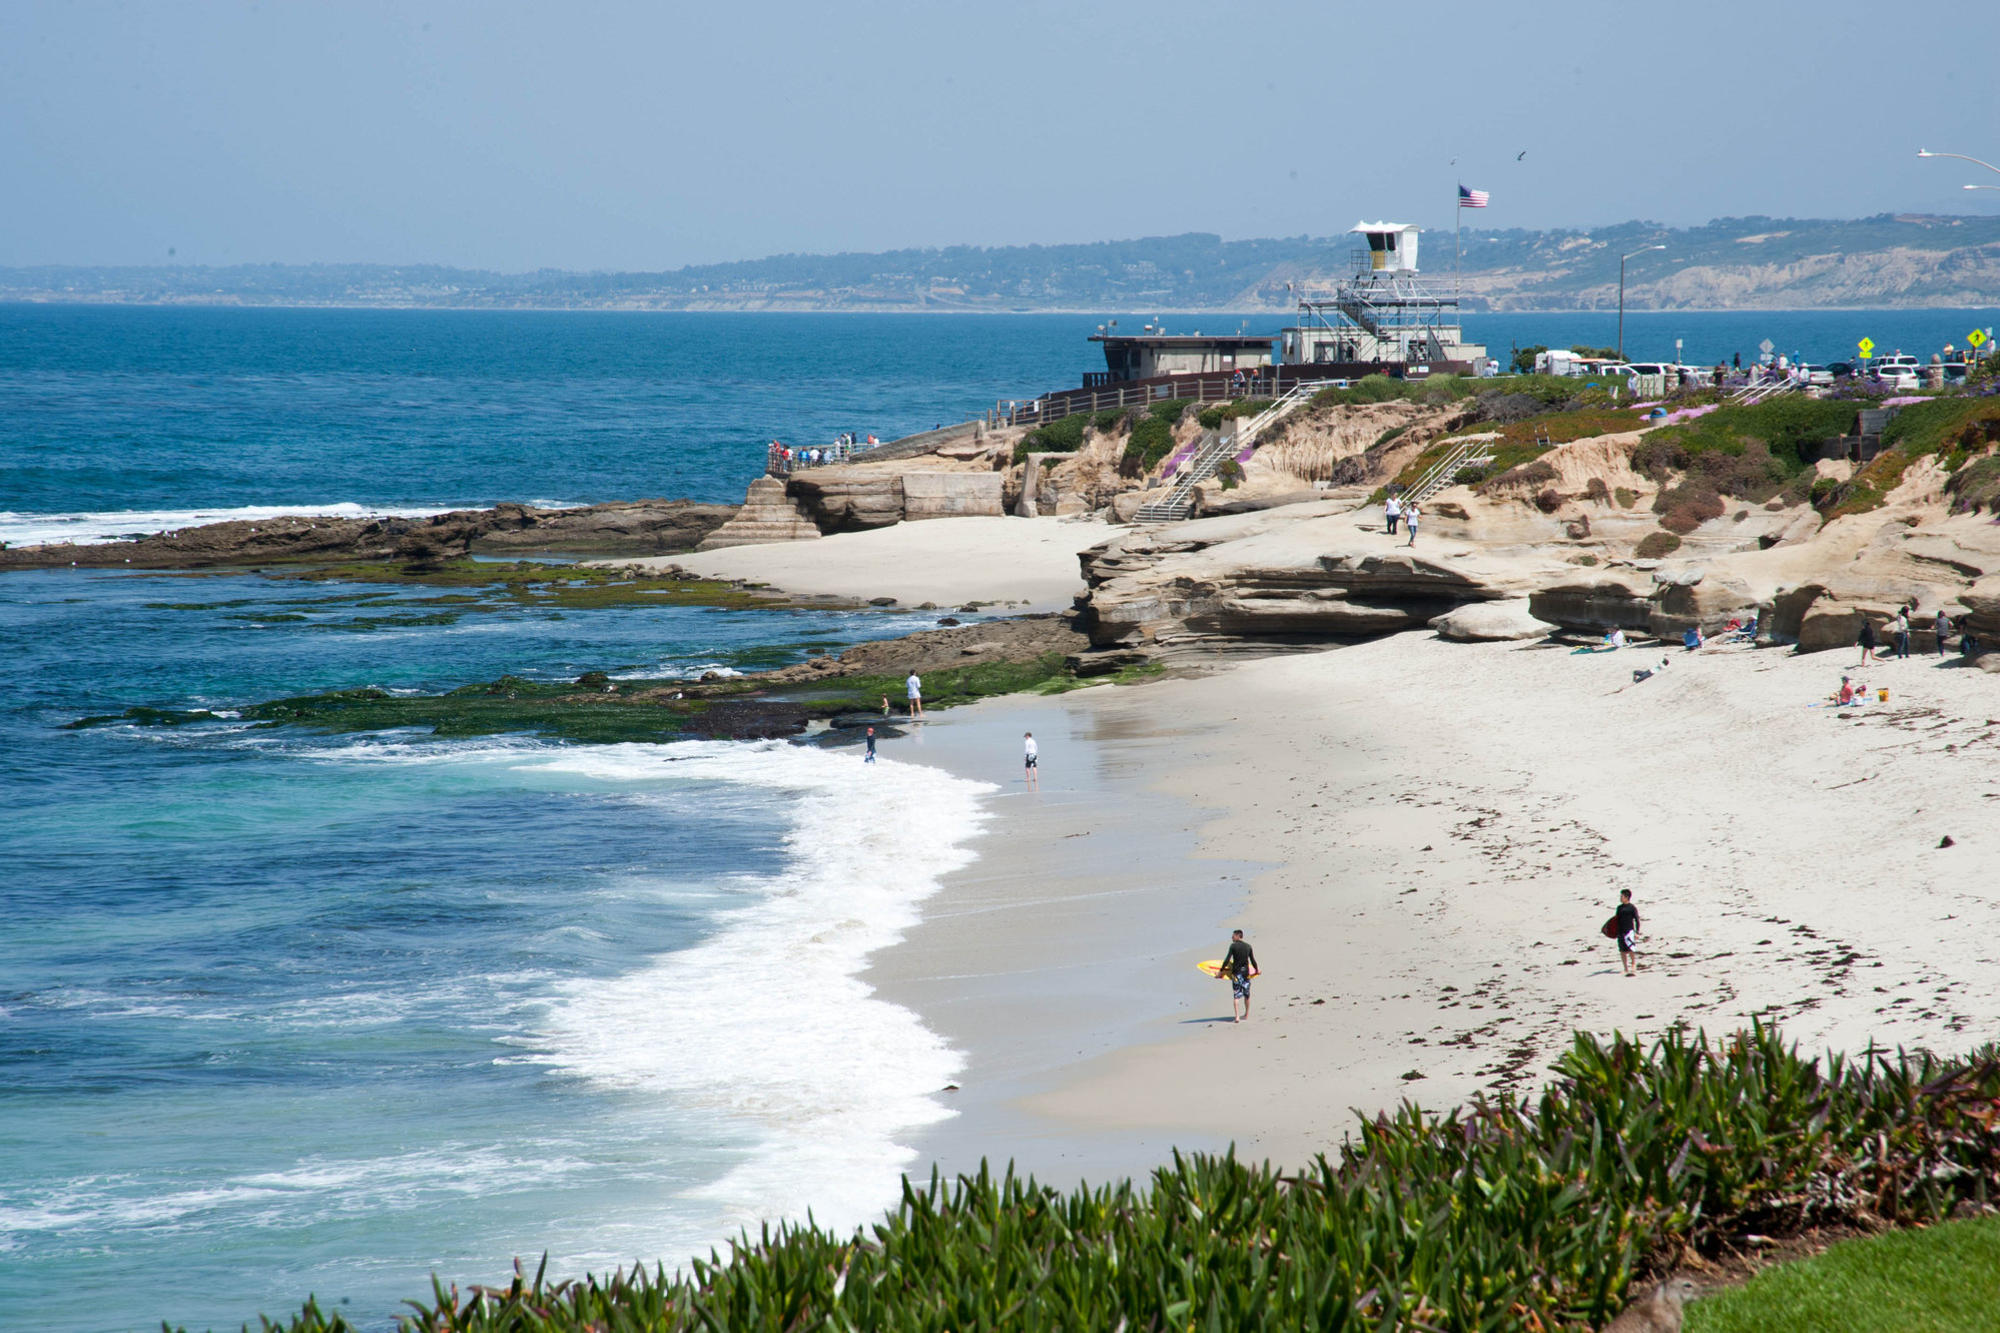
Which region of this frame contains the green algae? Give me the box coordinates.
[270,558,785,612]
[778,653,1074,712]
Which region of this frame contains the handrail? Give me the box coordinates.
[1401,433,1499,505]
[1134,383,1316,522]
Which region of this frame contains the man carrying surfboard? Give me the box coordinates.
[1219,929,1260,1023]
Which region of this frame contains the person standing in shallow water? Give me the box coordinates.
[864,726,877,764]
[1614,890,1642,977]
[1220,929,1260,1022]
[1022,731,1038,789]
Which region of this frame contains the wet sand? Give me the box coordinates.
[869,630,2000,1179]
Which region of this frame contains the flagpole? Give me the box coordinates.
[1454,181,1462,297]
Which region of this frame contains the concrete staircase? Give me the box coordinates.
[1133,384,1315,523]
[695,477,822,550]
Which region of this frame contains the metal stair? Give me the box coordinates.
[1399,433,1499,506]
[1133,383,1316,522]
[1729,377,1796,405]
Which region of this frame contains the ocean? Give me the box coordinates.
[1,303,1992,1333]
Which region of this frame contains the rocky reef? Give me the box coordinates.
[0,499,738,571]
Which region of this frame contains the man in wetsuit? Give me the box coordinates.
[1220,929,1260,1023]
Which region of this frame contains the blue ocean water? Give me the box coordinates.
[2,303,1992,1332]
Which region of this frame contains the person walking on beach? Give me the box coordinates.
[1613,890,1642,977]
[1404,501,1421,546]
[864,726,877,764]
[1220,929,1260,1022]
[1022,731,1038,789]
[1385,493,1402,535]
[1893,605,1911,660]
[1936,609,1954,657]
[905,670,923,719]
[1856,616,1878,666]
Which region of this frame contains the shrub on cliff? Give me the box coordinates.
[1655,480,1727,533]
[1640,398,1853,477]
[1012,412,1090,463]
[1946,454,2000,513]
[1636,530,1683,558]
[1196,398,1270,429]
[205,1024,2000,1333]
[1121,398,1194,471]
[1882,397,2000,468]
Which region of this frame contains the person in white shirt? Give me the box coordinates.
[1385,494,1402,535]
[1023,731,1038,789]
[905,671,923,719]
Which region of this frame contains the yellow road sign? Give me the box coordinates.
[1857,337,1875,359]
[1969,329,1989,349]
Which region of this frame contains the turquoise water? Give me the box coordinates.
[2,304,1992,1332]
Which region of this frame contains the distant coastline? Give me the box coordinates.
[8,213,2000,313]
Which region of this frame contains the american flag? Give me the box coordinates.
[1459,185,1489,209]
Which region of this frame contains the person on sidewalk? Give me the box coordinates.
[1220,929,1260,1023]
[1613,890,1642,977]
[1023,731,1038,790]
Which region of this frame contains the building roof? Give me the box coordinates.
[1088,333,1275,346]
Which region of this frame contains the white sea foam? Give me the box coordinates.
[524,741,995,1244]
[0,1146,591,1237]
[0,503,454,547]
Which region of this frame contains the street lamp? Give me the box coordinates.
[1917,148,2000,177]
[1618,245,1666,361]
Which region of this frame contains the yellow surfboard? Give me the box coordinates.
[1196,959,1227,977]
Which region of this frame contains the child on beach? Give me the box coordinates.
[1023,731,1038,789]
[1857,618,1878,665]
[864,726,877,763]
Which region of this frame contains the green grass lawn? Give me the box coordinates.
[1687,1216,2000,1333]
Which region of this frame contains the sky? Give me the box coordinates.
[4,0,1998,271]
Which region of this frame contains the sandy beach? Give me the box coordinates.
[809,526,2000,1181]
[651,516,1108,613]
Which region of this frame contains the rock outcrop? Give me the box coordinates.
[0,499,737,571]
[1430,600,1555,641]
[1527,572,1656,632]
[1077,506,1545,654]
[784,467,908,532]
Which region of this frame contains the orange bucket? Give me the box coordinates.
[1877,688,1890,703]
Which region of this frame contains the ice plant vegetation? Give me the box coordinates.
[183,1023,2000,1332]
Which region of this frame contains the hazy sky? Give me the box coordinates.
[5,0,1997,270]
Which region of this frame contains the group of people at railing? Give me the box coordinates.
[767,432,876,476]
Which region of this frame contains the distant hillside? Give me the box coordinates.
[7,216,2000,311]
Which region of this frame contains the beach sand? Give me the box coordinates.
[647,516,1107,613]
[872,626,2000,1181]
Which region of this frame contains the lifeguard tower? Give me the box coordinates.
[1281,222,1486,375]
